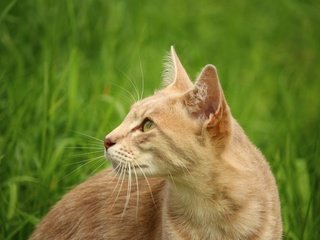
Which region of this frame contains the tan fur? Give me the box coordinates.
[30,47,282,240]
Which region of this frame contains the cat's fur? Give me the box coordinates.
[30,47,282,240]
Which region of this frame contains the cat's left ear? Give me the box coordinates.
[183,64,229,127]
[162,46,193,91]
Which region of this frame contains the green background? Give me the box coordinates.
[1,0,319,239]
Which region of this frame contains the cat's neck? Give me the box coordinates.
[162,165,233,238]
[161,129,263,239]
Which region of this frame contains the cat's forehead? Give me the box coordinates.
[131,96,164,115]
[130,91,176,118]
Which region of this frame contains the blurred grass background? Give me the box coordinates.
[0,0,319,239]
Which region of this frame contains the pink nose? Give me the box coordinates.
[104,138,115,150]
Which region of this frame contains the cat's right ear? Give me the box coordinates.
[162,46,193,91]
[183,65,231,149]
[183,64,230,128]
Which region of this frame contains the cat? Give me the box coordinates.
[30,46,282,240]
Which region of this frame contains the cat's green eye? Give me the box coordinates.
[142,118,155,132]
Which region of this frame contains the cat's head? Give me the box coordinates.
[104,47,232,178]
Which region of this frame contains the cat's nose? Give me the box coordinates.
[104,137,116,150]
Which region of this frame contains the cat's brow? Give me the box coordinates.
[130,108,147,120]
[131,103,161,119]
[148,110,161,117]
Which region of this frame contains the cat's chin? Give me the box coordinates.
[110,160,150,175]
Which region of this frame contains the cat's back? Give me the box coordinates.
[30,169,165,240]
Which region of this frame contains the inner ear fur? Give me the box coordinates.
[162,46,193,92]
[184,64,230,128]
[183,64,232,151]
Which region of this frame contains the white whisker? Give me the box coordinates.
[139,58,145,100]
[177,161,193,179]
[66,146,103,150]
[111,81,137,103]
[132,159,155,206]
[168,170,177,188]
[132,162,140,219]
[72,131,104,143]
[112,162,127,209]
[117,92,134,106]
[88,160,106,176]
[67,155,105,166]
[121,71,140,102]
[71,150,104,158]
[81,143,104,147]
[110,164,124,197]
[122,162,132,218]
[61,155,105,181]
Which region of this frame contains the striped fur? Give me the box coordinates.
[30,47,282,240]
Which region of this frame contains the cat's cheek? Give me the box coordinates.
[134,152,156,174]
[134,139,155,153]
[133,133,156,147]
[137,151,153,165]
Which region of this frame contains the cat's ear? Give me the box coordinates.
[183,64,230,128]
[162,46,193,91]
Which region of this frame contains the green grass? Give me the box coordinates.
[1,0,319,239]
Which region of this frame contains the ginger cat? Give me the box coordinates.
[30,47,282,240]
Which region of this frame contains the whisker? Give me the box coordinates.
[132,163,140,219]
[168,170,177,188]
[106,167,122,210]
[132,159,155,206]
[72,131,104,143]
[109,164,123,185]
[60,155,105,181]
[120,71,140,102]
[110,81,136,103]
[79,146,103,150]
[80,143,104,147]
[66,147,103,150]
[117,92,134,106]
[67,141,104,148]
[177,161,193,178]
[111,164,124,207]
[139,57,145,100]
[67,155,105,167]
[70,150,104,158]
[122,162,132,218]
[112,163,127,209]
[110,164,125,197]
[67,155,105,166]
[88,160,106,176]
[110,163,122,176]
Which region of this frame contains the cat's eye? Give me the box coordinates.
[141,118,155,132]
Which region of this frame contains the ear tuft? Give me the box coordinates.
[162,47,175,87]
[161,46,193,91]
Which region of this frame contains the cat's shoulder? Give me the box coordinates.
[30,169,166,240]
